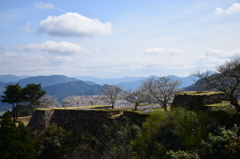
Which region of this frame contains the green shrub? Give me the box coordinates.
[198,125,240,159]
[0,111,37,159]
[100,117,142,159]
[131,107,213,158]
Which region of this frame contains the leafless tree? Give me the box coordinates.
[102,85,122,109]
[195,57,240,112]
[124,87,147,110]
[143,76,181,111]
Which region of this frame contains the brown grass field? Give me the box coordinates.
[0,116,31,126]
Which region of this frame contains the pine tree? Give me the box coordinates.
[1,84,22,121]
[22,83,46,113]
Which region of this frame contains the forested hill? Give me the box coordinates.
[0,82,7,95]
[16,75,79,87]
[43,81,104,101]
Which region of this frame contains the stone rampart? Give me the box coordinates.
[172,91,227,111]
[28,108,149,135]
[28,109,54,130]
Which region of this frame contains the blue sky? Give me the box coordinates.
[0,0,240,78]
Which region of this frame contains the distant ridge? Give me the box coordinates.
[0,74,22,83]
[43,81,104,101]
[16,75,79,87]
[74,76,146,85]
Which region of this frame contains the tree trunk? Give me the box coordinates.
[134,103,138,111]
[112,104,114,109]
[16,102,19,120]
[12,103,16,121]
[163,101,167,111]
[233,102,240,113]
[235,105,240,113]
[230,99,240,113]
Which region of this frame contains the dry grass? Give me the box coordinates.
[205,100,240,107]
[178,91,224,96]
[37,105,112,111]
[15,116,31,126]
[0,116,31,126]
[152,106,171,112]
[204,101,231,107]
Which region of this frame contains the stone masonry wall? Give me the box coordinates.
[172,91,227,111]
[28,109,54,131]
[28,109,149,135]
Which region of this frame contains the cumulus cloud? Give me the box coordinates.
[215,3,240,15]
[38,12,112,37]
[143,48,185,55]
[34,2,54,9]
[19,41,85,55]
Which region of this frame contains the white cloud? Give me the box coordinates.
[38,12,112,37]
[34,2,54,9]
[19,41,85,55]
[205,49,224,56]
[143,48,185,55]
[229,49,240,57]
[205,49,240,58]
[215,3,240,15]
[51,56,73,65]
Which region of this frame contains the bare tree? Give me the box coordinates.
[102,85,122,109]
[124,88,146,110]
[195,57,240,112]
[143,76,181,111]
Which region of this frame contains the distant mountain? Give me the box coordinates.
[118,80,144,91]
[184,71,217,91]
[0,82,7,95]
[118,75,199,91]
[43,81,104,101]
[184,79,203,91]
[16,75,79,87]
[0,74,22,83]
[74,76,146,85]
[168,75,199,88]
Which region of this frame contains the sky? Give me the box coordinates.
[0,0,240,78]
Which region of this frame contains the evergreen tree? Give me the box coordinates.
[0,111,37,159]
[1,84,22,121]
[22,83,46,113]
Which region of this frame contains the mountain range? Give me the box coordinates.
[0,74,200,111]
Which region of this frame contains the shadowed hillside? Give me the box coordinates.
[43,81,104,101]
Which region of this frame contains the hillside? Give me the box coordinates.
[74,76,146,85]
[0,74,22,83]
[43,81,104,101]
[16,75,79,87]
[0,82,7,95]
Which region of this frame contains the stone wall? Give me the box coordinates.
[172,91,227,111]
[28,109,54,130]
[28,109,149,135]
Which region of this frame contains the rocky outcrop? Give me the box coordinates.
[172,91,227,111]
